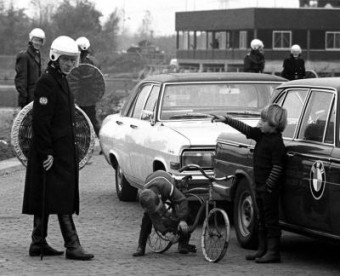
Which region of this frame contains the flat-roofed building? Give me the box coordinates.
[175,7,340,76]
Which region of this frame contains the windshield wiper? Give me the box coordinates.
[169,112,211,119]
[226,111,260,116]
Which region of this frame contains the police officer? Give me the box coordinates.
[75,36,101,138]
[15,28,45,108]
[22,36,94,261]
[244,39,265,73]
[281,44,306,80]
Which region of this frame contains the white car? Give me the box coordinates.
[99,72,285,201]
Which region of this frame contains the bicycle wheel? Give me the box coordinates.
[147,226,178,253]
[201,208,230,263]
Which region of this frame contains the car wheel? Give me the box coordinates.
[114,163,137,201]
[233,178,258,249]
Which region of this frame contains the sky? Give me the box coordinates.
[9,0,299,36]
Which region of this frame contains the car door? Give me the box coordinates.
[280,88,335,233]
[326,99,340,237]
[126,84,161,184]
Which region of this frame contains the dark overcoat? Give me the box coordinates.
[281,55,306,80]
[243,50,265,73]
[15,43,42,107]
[22,64,79,216]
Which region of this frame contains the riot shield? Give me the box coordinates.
[10,102,95,169]
[67,63,105,106]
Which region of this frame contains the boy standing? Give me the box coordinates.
[212,104,287,263]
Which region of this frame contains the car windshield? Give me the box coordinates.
[159,82,278,120]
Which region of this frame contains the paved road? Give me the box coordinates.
[0,150,340,275]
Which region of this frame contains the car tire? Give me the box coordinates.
[233,178,258,249]
[115,163,137,201]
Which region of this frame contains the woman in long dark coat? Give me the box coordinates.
[23,35,94,261]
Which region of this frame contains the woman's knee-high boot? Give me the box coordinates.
[58,215,94,260]
[29,215,64,257]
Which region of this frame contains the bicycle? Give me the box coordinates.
[147,164,234,263]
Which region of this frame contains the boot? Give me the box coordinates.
[245,230,267,261]
[132,230,149,257]
[132,246,145,257]
[29,215,64,257]
[58,215,94,261]
[255,237,281,263]
[178,242,189,254]
[178,233,191,254]
[186,244,197,253]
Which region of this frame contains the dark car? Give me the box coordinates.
[214,77,340,248]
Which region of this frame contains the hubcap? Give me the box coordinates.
[238,192,254,237]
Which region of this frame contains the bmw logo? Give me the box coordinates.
[310,161,326,200]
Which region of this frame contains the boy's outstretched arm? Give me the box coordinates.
[211,114,254,138]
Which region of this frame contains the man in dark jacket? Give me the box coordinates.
[15,28,45,109]
[132,170,196,257]
[23,35,94,261]
[244,39,265,73]
[281,44,306,80]
[75,36,101,138]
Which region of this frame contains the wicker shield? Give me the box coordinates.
[10,102,95,169]
[67,64,105,106]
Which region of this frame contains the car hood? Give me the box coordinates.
[162,119,258,145]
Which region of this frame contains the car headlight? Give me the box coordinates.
[181,150,215,169]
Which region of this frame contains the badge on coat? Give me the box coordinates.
[39,97,48,105]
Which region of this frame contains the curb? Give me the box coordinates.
[0,157,24,176]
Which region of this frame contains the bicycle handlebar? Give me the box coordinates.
[179,164,233,182]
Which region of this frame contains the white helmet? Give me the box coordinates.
[49,36,79,61]
[76,37,90,51]
[29,28,46,45]
[291,44,302,55]
[250,39,264,50]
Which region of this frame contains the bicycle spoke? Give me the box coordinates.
[148,226,176,253]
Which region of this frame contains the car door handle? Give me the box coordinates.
[115,121,123,125]
[130,124,138,129]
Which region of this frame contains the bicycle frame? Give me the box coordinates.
[148,164,234,262]
[178,164,234,234]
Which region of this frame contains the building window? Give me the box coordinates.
[220,32,226,50]
[219,31,230,50]
[273,31,291,49]
[197,31,207,50]
[178,31,189,50]
[326,32,340,50]
[189,31,195,49]
[239,31,247,49]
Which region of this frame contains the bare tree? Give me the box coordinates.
[30,0,60,25]
[137,10,153,39]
